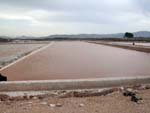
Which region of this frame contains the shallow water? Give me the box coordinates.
[0,44,45,66]
[1,41,150,81]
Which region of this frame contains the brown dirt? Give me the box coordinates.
[89,41,150,53]
[0,88,150,113]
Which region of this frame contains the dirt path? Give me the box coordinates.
[0,41,150,81]
[89,41,150,53]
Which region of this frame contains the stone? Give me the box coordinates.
[56,103,63,107]
[123,88,142,103]
[123,89,136,97]
[79,103,84,107]
[28,102,33,104]
[40,102,48,105]
[0,94,9,101]
[131,95,142,103]
[120,87,125,91]
[0,73,7,81]
[49,104,56,107]
[139,85,150,90]
[32,96,38,100]
[23,93,29,99]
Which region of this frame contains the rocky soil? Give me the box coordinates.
[0,85,150,113]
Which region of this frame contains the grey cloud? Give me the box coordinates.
[136,0,150,10]
[0,0,149,36]
[0,0,132,12]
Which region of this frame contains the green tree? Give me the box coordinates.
[124,32,134,38]
[124,32,135,45]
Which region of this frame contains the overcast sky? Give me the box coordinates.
[0,0,149,36]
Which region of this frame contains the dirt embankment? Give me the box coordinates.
[89,41,150,53]
[0,84,150,113]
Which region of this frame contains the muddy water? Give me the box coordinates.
[1,41,150,81]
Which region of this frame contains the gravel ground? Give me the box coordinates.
[0,86,150,113]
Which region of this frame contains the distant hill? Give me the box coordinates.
[133,31,150,37]
[44,31,150,39]
[1,31,150,39]
[44,33,123,39]
[0,37,12,42]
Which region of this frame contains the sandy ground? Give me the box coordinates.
[0,41,150,81]
[0,87,150,113]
